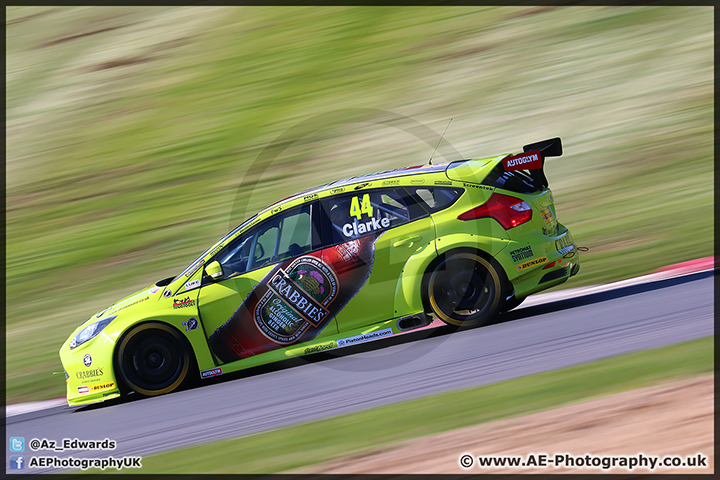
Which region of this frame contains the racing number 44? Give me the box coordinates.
[350,194,373,220]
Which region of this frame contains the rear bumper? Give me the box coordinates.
[570,262,580,277]
[495,226,580,299]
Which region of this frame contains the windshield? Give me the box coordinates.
[172,214,258,282]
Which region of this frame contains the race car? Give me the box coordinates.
[60,137,579,406]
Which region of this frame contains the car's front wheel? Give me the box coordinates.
[116,323,193,397]
[426,252,504,327]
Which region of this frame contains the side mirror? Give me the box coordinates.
[205,261,224,280]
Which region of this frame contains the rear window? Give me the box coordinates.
[405,187,463,213]
[481,163,540,194]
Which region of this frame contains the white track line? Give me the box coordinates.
[523,266,714,308]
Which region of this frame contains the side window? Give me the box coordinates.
[276,209,312,259]
[405,187,464,214]
[214,204,317,276]
[252,221,279,268]
[321,189,413,245]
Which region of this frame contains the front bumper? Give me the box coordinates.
[59,331,121,407]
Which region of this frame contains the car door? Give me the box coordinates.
[196,202,332,365]
[318,187,435,333]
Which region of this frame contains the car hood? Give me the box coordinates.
[84,284,164,325]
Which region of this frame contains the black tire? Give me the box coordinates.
[502,295,526,312]
[426,252,504,327]
[116,323,193,397]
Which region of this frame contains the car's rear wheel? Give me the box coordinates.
[116,323,193,397]
[426,252,504,327]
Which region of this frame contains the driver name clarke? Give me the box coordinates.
[342,217,390,237]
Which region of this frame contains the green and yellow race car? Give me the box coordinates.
[60,137,579,407]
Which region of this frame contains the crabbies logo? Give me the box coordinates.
[83,354,92,367]
[76,368,103,380]
[173,297,196,309]
[503,150,542,171]
[255,256,339,344]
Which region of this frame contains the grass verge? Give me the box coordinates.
[94,336,714,474]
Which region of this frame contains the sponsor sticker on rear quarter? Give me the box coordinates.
[516,257,547,271]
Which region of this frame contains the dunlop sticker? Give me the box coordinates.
[89,382,115,392]
[516,257,547,271]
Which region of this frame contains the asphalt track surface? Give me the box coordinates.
[6,271,714,474]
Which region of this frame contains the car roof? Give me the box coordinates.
[263,162,450,210]
[192,154,504,272]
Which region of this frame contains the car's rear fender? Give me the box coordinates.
[393,233,512,316]
[392,240,440,317]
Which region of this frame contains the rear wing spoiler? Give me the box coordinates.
[502,137,562,189]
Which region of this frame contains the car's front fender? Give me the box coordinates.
[60,288,217,406]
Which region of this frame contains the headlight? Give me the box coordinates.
[69,316,116,349]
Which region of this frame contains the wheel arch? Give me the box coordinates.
[113,319,198,395]
[420,246,511,321]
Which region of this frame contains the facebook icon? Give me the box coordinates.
[10,455,24,470]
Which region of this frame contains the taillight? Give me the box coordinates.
[458,193,533,229]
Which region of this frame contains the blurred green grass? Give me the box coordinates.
[6,6,713,403]
[91,336,713,474]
